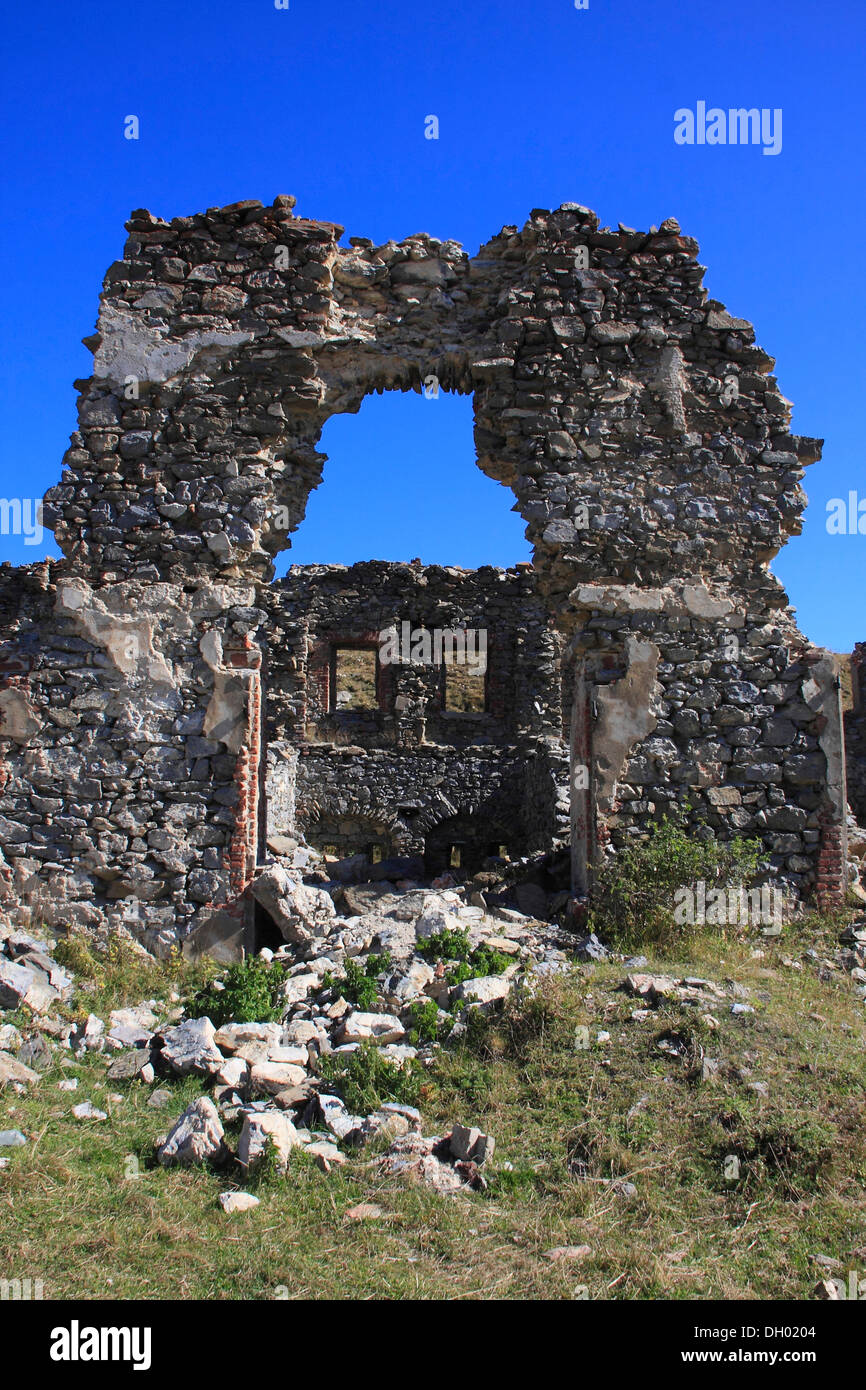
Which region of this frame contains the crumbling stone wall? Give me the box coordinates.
[845,644,866,825]
[0,195,848,953]
[262,560,569,865]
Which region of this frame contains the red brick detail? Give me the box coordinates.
[225,637,262,898]
[815,810,846,912]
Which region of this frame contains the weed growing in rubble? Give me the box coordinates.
[447,944,513,985]
[418,928,511,983]
[417,926,472,962]
[195,956,287,1028]
[589,811,763,950]
[322,950,392,1010]
[317,1039,421,1113]
[407,997,453,1045]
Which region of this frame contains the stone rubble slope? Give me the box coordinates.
[3,889,866,1197]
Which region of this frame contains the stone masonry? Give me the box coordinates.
[0,195,849,955]
[262,560,569,871]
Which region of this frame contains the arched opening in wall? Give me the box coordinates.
[256,382,567,929]
[272,388,531,571]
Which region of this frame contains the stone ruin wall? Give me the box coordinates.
[262,560,569,869]
[0,195,850,955]
[845,644,866,826]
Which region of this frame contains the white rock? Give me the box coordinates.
[215,1057,250,1091]
[251,865,336,945]
[0,1050,40,1087]
[0,959,57,1014]
[282,973,320,1006]
[284,1019,327,1046]
[219,1191,260,1214]
[453,975,512,1005]
[305,1141,345,1169]
[450,1123,495,1164]
[238,1110,302,1171]
[159,1017,224,1075]
[316,1093,365,1141]
[249,1061,307,1095]
[157,1097,226,1166]
[334,1011,405,1045]
[213,1022,282,1053]
[73,1101,108,1121]
[378,1044,418,1066]
[0,1024,23,1051]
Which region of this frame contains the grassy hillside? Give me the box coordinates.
[2,913,865,1301]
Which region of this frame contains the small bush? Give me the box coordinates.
[589,811,763,949]
[322,950,392,1011]
[407,997,453,1045]
[417,926,471,963]
[317,1039,421,1113]
[196,956,287,1028]
[446,943,512,985]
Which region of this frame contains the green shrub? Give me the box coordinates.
[453,943,512,982]
[407,997,453,1045]
[589,810,763,950]
[195,955,287,1028]
[322,950,392,1011]
[418,928,511,981]
[317,1038,421,1113]
[417,926,471,963]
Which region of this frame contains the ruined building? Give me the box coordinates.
[0,196,850,956]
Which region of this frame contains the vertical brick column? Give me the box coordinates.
[226,637,262,899]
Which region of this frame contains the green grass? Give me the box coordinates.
[2,915,866,1299]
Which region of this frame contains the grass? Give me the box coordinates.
[2,914,866,1299]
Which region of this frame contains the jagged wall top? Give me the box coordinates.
[43,196,822,620]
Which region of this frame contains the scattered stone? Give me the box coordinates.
[334,1011,405,1045]
[219,1191,260,1214]
[449,1123,495,1165]
[17,1034,52,1071]
[106,1049,153,1082]
[0,1050,41,1087]
[72,1101,108,1121]
[238,1110,302,1172]
[574,934,610,961]
[249,1061,307,1096]
[453,975,512,1006]
[345,1203,383,1221]
[0,1129,27,1147]
[156,1097,226,1167]
[306,1140,345,1170]
[213,1022,282,1053]
[251,865,336,945]
[159,1017,224,1076]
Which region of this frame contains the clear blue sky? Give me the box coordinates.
[1,0,863,650]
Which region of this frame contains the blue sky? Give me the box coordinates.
[1,0,863,648]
